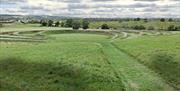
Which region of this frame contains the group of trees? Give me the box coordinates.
[167,25,180,31]
[62,19,89,29]
[40,20,60,27]
[160,18,174,22]
[101,24,109,29]
[38,18,178,31]
[131,25,146,30]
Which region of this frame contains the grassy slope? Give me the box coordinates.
[0,31,177,91]
[101,42,174,91]
[113,34,180,89]
[0,34,125,91]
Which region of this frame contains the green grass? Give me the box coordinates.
[0,30,178,91]
[0,23,70,33]
[113,33,180,89]
[0,34,126,91]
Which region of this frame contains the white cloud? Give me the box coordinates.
[0,0,179,18]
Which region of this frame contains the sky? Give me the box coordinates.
[0,0,180,18]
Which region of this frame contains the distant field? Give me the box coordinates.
[0,23,70,33]
[89,21,180,30]
[1,20,180,33]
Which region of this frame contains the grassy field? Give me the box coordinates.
[0,34,126,91]
[0,23,180,90]
[0,28,179,91]
[89,21,180,30]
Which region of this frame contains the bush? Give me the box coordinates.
[101,24,109,29]
[144,18,148,23]
[175,26,180,31]
[167,25,180,31]
[82,20,89,29]
[0,23,3,27]
[132,25,146,30]
[160,18,165,22]
[41,21,47,26]
[72,21,81,30]
[134,18,141,21]
[168,18,173,22]
[61,22,65,27]
[55,21,60,27]
[147,26,154,30]
[65,19,73,27]
[48,20,54,27]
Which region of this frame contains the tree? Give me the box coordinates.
[72,21,81,30]
[55,21,60,27]
[175,26,180,31]
[132,25,146,30]
[41,21,47,26]
[82,20,89,29]
[160,18,165,22]
[144,18,148,22]
[65,19,73,27]
[167,25,179,31]
[48,20,53,27]
[168,18,173,22]
[61,22,65,27]
[101,24,109,29]
[134,18,141,21]
[0,23,3,27]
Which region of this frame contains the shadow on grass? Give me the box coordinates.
[0,57,91,91]
[150,51,180,90]
[0,57,125,91]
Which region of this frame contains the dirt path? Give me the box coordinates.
[100,42,175,91]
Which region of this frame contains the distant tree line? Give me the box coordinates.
[40,19,90,30]
[40,20,60,27]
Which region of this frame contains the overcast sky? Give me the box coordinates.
[0,0,180,18]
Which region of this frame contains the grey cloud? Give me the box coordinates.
[1,0,180,18]
[91,0,117,2]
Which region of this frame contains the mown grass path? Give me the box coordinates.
[100,41,175,91]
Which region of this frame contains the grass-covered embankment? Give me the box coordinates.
[113,33,180,90]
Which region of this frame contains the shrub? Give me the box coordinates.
[48,20,54,27]
[72,21,81,30]
[160,18,165,22]
[61,22,65,27]
[65,19,73,27]
[175,26,180,31]
[134,18,141,21]
[168,18,173,22]
[0,23,3,27]
[132,25,146,30]
[167,25,180,31]
[55,21,60,27]
[41,21,47,26]
[82,20,89,29]
[147,26,154,30]
[144,18,148,23]
[101,24,109,29]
